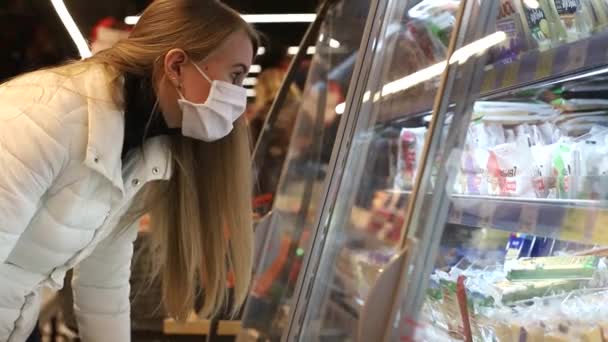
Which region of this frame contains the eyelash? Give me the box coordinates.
[231,72,242,84]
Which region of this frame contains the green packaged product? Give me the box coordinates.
[507,256,599,281]
[514,0,555,50]
[494,279,585,303]
[540,0,595,42]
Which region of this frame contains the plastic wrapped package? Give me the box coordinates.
[540,0,595,43]
[394,127,427,190]
[514,0,555,50]
[490,0,531,64]
[532,143,558,197]
[487,139,537,197]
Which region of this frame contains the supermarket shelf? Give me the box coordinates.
[379,30,608,125]
[480,29,608,99]
[448,194,608,245]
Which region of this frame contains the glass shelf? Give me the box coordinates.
[449,194,608,245]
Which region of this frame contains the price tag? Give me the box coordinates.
[449,206,463,224]
[502,61,520,88]
[481,68,496,93]
[535,50,554,80]
[519,205,539,234]
[478,201,495,228]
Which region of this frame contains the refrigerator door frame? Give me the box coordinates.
[283,0,390,340]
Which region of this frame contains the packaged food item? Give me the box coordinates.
[459,148,490,195]
[589,0,608,28]
[492,278,585,303]
[552,97,608,111]
[513,0,555,50]
[552,143,574,198]
[571,128,608,199]
[487,140,537,197]
[491,0,531,64]
[540,0,595,42]
[486,123,507,146]
[538,121,562,144]
[506,255,599,281]
[532,143,557,197]
[394,127,427,190]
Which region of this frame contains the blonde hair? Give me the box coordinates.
[86,0,258,319]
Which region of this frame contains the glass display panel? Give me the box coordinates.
[288,0,462,340]
[240,1,373,341]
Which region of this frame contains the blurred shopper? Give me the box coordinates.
[250,68,302,215]
[0,1,257,341]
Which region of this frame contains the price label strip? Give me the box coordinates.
[502,60,520,89]
[535,50,554,80]
[519,204,539,234]
[481,67,497,93]
[478,200,496,228]
[565,39,589,72]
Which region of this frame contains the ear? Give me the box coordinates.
[163,49,189,88]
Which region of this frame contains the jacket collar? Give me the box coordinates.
[80,65,172,195]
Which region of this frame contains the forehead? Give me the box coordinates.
[206,30,254,67]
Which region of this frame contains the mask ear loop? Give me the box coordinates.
[190,62,213,84]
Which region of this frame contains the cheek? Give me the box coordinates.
[183,74,211,103]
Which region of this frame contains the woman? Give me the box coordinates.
[0,0,256,341]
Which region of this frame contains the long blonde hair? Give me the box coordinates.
[88,0,258,319]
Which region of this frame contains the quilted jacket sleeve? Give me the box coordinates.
[0,103,69,262]
[72,224,138,342]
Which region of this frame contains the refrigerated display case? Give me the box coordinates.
[242,0,608,341]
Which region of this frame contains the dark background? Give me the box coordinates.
[0,0,318,81]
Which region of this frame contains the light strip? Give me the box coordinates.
[125,13,317,25]
[335,102,346,114]
[287,46,317,55]
[247,89,257,97]
[51,0,91,58]
[243,77,258,86]
[241,13,317,23]
[249,65,262,73]
[333,31,506,113]
[124,15,139,25]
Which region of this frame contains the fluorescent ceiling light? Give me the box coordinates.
[449,31,507,65]
[51,0,91,58]
[382,61,447,97]
[257,47,266,56]
[287,46,316,55]
[243,77,258,86]
[241,13,316,23]
[247,89,256,97]
[329,39,341,48]
[335,102,346,114]
[125,13,316,25]
[124,15,139,25]
[249,65,262,73]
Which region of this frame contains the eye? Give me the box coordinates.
[231,72,243,85]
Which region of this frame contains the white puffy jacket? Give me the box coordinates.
[0,64,172,341]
